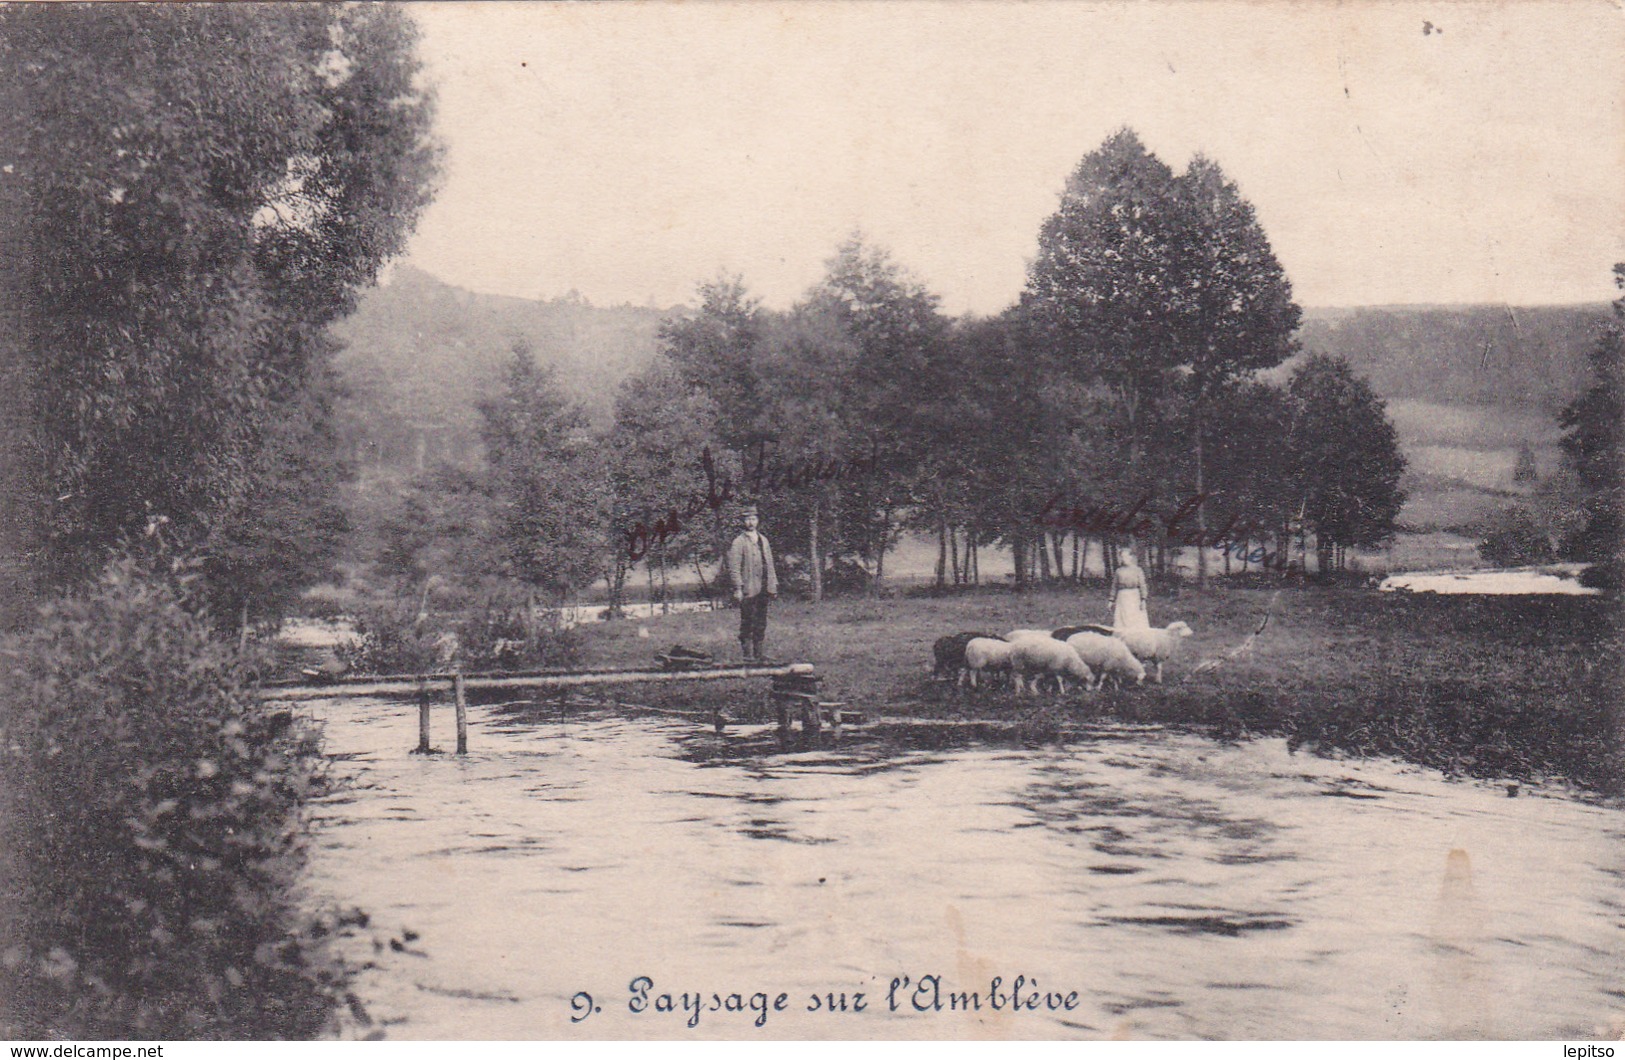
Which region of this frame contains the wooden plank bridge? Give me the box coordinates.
[264,659,856,753]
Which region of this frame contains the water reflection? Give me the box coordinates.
[301,697,1625,1040]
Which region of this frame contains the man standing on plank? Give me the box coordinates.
[726,504,778,663]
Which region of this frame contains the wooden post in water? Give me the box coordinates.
[454,670,469,755]
[416,677,432,754]
[767,670,825,737]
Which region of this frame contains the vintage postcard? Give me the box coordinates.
[1,0,1621,1046]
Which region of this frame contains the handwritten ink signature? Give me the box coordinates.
[1033,492,1295,571]
[623,441,882,563]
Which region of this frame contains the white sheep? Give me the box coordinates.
[1050,623,1114,641]
[933,631,1005,683]
[1005,628,1056,643]
[1010,637,1095,695]
[1113,621,1194,684]
[1063,632,1146,688]
[961,637,1014,690]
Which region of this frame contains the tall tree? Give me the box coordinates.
[0,5,438,623]
[1557,263,1625,577]
[660,274,772,453]
[1170,156,1301,585]
[954,311,1088,590]
[1202,379,1298,572]
[199,380,351,633]
[606,357,731,611]
[806,235,947,439]
[1023,133,1301,582]
[1287,354,1407,572]
[659,248,948,601]
[1023,128,1185,522]
[479,345,606,620]
[751,303,863,601]
[896,308,986,588]
[801,234,949,589]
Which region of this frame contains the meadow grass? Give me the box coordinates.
[570,583,1623,796]
[1385,399,1560,451]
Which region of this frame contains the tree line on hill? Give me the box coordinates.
[370,130,1409,619]
[325,272,1608,494]
[331,266,671,470]
[1299,303,1610,412]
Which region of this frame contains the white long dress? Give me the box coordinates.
[1112,566,1150,630]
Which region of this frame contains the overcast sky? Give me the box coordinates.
[397,1,1625,315]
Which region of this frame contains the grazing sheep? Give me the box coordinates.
[1010,637,1095,695]
[1063,632,1146,688]
[1113,621,1194,683]
[933,631,1006,681]
[1005,628,1056,642]
[961,637,1014,690]
[1051,624,1115,642]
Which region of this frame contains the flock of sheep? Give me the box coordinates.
[932,622,1195,694]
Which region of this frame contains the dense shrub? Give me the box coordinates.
[294,583,362,621]
[451,603,582,671]
[1579,557,1622,592]
[0,549,349,1038]
[335,600,581,675]
[1478,506,1558,566]
[822,557,873,597]
[332,601,450,675]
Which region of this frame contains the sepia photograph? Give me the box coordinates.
[1,0,1622,1044]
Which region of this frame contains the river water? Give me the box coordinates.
[302,696,1625,1040]
[1379,564,1599,596]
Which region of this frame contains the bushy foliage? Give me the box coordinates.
[0,4,438,622]
[479,345,607,606]
[332,601,452,676]
[370,464,507,601]
[0,546,349,1038]
[201,381,353,630]
[656,243,951,600]
[1578,558,1622,591]
[1557,263,1624,571]
[1288,353,1408,561]
[453,605,582,671]
[1477,506,1557,567]
[822,556,875,597]
[335,600,581,676]
[606,357,734,611]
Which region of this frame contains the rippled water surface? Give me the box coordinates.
[303,697,1625,1040]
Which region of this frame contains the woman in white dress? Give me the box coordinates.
[1111,548,1150,630]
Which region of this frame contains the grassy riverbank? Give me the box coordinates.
[565,585,1624,796]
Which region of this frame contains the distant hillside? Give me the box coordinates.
[1293,303,1611,535]
[1297,303,1609,412]
[331,267,673,470]
[331,271,1611,474]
